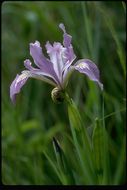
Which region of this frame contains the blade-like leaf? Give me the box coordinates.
[66,95,97,184]
[92,118,104,184]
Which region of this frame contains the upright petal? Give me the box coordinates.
[74,59,103,90]
[45,41,66,81]
[30,41,60,84]
[59,23,76,64]
[30,41,47,69]
[59,23,72,48]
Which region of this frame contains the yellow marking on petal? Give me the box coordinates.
[15,71,30,88]
[76,62,89,70]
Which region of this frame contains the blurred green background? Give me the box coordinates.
[2,1,126,185]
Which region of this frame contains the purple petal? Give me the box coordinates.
[24,59,37,71]
[30,41,52,71]
[62,65,75,88]
[45,41,67,81]
[30,41,60,84]
[10,68,57,103]
[10,71,31,104]
[24,59,58,85]
[74,59,103,90]
[59,23,76,64]
[59,23,72,47]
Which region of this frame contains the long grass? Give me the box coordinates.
[2,1,126,185]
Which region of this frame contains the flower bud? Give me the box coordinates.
[51,87,65,104]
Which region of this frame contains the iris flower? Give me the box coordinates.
[10,23,103,103]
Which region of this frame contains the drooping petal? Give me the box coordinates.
[74,59,103,90]
[24,59,58,85]
[29,71,57,87]
[10,68,57,103]
[10,71,31,103]
[59,23,76,63]
[30,41,60,84]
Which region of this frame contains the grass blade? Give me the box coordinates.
[113,136,126,184]
[92,118,104,184]
[101,92,111,184]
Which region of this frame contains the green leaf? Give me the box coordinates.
[113,136,126,184]
[92,118,104,183]
[67,98,82,131]
[43,151,63,184]
[52,137,75,185]
[66,95,97,184]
